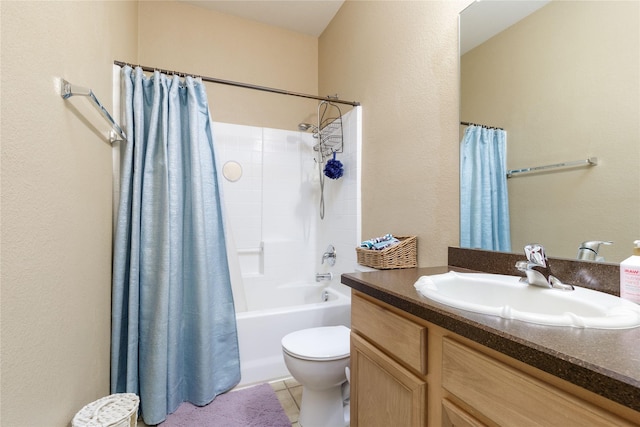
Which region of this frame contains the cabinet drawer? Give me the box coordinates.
[352,292,427,375]
[442,338,633,427]
[442,398,487,427]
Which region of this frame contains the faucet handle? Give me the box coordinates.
[321,244,337,266]
[524,243,548,267]
[515,260,529,272]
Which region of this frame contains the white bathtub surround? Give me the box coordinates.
[213,106,361,387]
[315,107,362,297]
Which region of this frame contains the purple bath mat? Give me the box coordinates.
[159,383,291,427]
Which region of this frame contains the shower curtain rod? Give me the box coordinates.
[114,61,360,107]
[460,121,504,130]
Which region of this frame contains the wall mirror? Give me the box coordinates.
[460,0,639,263]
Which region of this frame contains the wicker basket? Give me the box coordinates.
[72,393,139,427]
[356,235,417,269]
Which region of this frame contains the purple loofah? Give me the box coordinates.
[324,152,344,179]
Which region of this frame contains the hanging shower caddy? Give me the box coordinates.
[314,100,343,162]
[305,99,345,219]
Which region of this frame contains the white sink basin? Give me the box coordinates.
[414,271,640,329]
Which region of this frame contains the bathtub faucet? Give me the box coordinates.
[316,272,333,282]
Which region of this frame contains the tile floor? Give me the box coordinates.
[269,377,303,427]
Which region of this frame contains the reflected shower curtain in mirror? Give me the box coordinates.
[111,66,240,425]
[460,125,511,252]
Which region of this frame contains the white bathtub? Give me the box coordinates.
[235,285,351,387]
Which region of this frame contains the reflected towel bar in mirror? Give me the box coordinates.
[507,157,597,178]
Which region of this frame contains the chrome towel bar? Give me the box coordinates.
[60,79,126,143]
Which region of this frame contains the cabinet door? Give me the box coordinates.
[351,333,426,427]
[441,399,487,427]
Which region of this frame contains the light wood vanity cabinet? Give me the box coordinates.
[350,292,428,426]
[350,291,639,427]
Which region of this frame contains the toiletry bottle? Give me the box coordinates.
[620,240,640,304]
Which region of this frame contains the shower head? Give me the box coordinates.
[298,123,317,132]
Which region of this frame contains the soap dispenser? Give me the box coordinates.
[620,240,640,304]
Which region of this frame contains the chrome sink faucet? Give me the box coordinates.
[516,244,574,291]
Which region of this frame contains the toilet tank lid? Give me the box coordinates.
[282,325,350,359]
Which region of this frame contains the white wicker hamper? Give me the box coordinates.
[72,393,139,427]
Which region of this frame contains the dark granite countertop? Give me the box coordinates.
[341,266,640,413]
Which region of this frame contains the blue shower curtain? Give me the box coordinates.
[460,125,511,252]
[111,66,240,425]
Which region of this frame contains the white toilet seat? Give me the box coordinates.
[281,325,350,361]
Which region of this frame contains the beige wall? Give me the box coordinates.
[0,1,137,425]
[320,0,468,266]
[461,1,640,262]
[137,1,321,130]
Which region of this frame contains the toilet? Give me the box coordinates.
[281,325,351,427]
